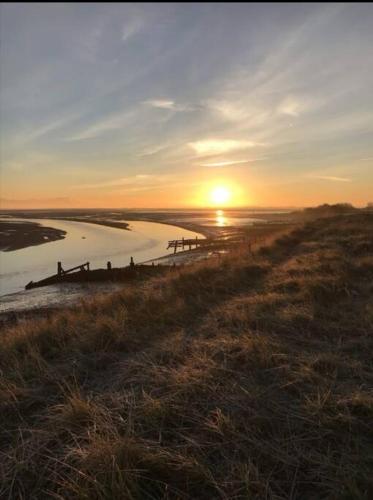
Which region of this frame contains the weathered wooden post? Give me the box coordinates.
[174,244,177,254]
[87,262,90,271]
[130,256,135,268]
[107,261,112,270]
[182,237,184,249]
[57,262,62,276]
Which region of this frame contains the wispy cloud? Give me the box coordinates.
[277,95,322,118]
[277,96,303,117]
[65,110,136,141]
[206,100,248,122]
[117,178,197,194]
[3,151,58,172]
[144,99,176,110]
[189,139,261,156]
[121,16,144,43]
[74,174,154,189]
[73,173,189,195]
[9,112,82,147]
[143,99,194,113]
[137,145,169,158]
[307,175,352,182]
[199,159,256,167]
[27,115,79,141]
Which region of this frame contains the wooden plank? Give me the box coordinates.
[62,262,90,275]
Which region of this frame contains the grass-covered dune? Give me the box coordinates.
[1,213,373,499]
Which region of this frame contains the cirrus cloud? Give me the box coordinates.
[199,159,259,167]
[188,139,261,156]
[143,99,195,113]
[144,99,176,110]
[307,175,351,182]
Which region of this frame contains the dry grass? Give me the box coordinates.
[1,213,373,499]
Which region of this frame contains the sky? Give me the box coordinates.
[0,2,372,209]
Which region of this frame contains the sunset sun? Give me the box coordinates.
[210,186,231,206]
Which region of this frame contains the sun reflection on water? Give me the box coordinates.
[215,210,227,226]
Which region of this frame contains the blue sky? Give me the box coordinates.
[1,3,372,208]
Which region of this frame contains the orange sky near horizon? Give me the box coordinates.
[1,172,371,210]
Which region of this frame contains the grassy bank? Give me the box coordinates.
[1,213,373,499]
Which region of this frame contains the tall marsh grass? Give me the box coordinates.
[1,214,373,499]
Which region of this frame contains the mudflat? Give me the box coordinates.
[0,221,66,251]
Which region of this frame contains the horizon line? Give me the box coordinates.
[0,205,305,211]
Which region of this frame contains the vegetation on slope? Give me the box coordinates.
[1,213,373,499]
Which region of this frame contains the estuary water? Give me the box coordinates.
[0,219,203,312]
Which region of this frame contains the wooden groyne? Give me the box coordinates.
[25,258,172,290]
[167,235,250,253]
[167,236,212,253]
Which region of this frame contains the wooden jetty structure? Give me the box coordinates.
[166,235,249,253]
[167,236,212,253]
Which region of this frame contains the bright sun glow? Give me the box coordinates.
[210,186,231,205]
